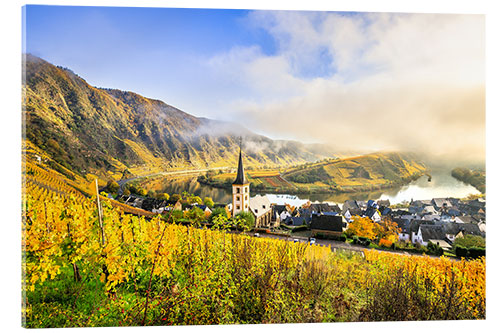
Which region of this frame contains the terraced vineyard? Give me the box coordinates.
[23,155,485,327]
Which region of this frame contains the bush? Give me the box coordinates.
[358,237,371,246]
[455,245,468,258]
[454,235,485,249]
[468,247,486,259]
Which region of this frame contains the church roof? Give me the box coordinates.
[233,148,248,185]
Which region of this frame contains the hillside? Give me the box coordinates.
[284,152,427,189]
[23,54,335,179]
[451,167,486,193]
[200,152,427,193]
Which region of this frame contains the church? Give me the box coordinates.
[231,145,274,228]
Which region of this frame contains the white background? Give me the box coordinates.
[1,1,498,332]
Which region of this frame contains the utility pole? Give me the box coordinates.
[95,178,105,246]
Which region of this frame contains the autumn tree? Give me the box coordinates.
[345,216,378,240]
[190,196,203,205]
[158,192,170,201]
[376,217,401,246]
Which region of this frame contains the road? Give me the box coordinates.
[256,232,454,259]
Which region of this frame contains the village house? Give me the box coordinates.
[415,224,447,247]
[284,216,306,227]
[455,216,477,224]
[431,198,452,210]
[164,199,182,211]
[393,218,411,242]
[377,199,391,208]
[297,208,313,225]
[310,214,344,238]
[249,194,274,228]
[342,200,363,222]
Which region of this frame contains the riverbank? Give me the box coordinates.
[197,172,424,195]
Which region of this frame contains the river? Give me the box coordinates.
[149,169,481,205]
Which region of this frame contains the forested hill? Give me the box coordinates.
[23,54,336,177]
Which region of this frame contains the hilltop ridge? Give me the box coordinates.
[23,54,336,179]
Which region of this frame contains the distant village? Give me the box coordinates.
[112,148,486,253]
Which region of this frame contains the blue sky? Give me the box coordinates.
[24,6,279,115]
[23,5,485,162]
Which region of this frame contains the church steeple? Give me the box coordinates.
[231,138,250,217]
[233,147,248,185]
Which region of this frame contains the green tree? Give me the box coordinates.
[123,188,131,196]
[186,207,205,225]
[203,197,214,208]
[454,235,485,249]
[209,206,228,222]
[171,193,181,202]
[236,211,255,230]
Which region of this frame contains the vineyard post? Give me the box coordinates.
[95,179,105,246]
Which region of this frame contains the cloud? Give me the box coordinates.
[205,11,485,163]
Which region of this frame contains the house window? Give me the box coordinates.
[237,188,240,194]
[236,205,240,210]
[255,209,258,213]
[245,187,248,193]
[262,205,266,209]
[245,195,248,201]
[236,196,240,201]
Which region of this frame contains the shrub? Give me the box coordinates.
[378,238,393,248]
[455,245,468,258]
[467,247,486,259]
[454,235,485,249]
[358,237,371,246]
